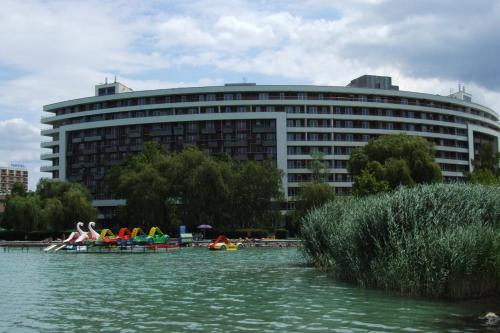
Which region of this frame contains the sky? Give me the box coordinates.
[1,0,499,190]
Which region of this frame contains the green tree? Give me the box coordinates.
[472,142,500,174]
[107,142,284,231]
[468,169,500,185]
[348,134,442,196]
[467,142,500,185]
[310,152,327,183]
[295,182,335,217]
[36,179,97,231]
[10,182,27,197]
[352,169,390,197]
[2,194,41,233]
[233,160,283,228]
[107,141,175,229]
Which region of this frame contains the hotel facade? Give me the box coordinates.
[41,75,500,219]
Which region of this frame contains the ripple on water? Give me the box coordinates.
[0,248,494,332]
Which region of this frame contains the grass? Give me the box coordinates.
[300,183,500,299]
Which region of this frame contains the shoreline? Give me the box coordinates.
[0,239,302,249]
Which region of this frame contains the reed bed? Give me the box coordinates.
[300,183,500,299]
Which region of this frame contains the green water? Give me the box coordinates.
[0,248,496,332]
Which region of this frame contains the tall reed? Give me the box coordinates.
[300,183,500,299]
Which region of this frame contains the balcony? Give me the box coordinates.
[41,153,59,160]
[40,165,59,172]
[41,128,58,136]
[252,126,275,133]
[201,128,216,134]
[84,135,102,142]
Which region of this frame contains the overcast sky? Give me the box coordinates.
[1,0,499,190]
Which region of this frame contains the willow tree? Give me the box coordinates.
[107,142,284,231]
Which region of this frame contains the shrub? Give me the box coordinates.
[300,183,500,299]
[0,230,26,241]
[220,228,269,239]
[275,228,289,239]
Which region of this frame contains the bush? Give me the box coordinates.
[300,183,500,299]
[217,228,270,239]
[275,228,289,239]
[0,230,26,241]
[27,231,62,241]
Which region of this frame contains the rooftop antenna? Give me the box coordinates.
[105,77,108,84]
[458,83,461,92]
[114,76,117,83]
[463,85,466,93]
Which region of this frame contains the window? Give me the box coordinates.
[224,94,233,101]
[259,93,269,100]
[237,120,246,129]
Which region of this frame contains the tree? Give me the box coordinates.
[10,182,27,197]
[2,179,97,233]
[295,182,335,217]
[348,134,442,196]
[351,169,390,197]
[472,142,500,174]
[294,153,335,221]
[2,194,41,233]
[310,152,327,183]
[468,142,500,185]
[36,179,97,231]
[107,142,284,231]
[232,160,283,228]
[468,168,500,185]
[107,142,174,229]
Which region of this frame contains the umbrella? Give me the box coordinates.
[196,224,212,240]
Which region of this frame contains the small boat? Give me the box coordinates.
[208,235,242,251]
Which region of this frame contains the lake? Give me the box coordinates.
[0,247,495,332]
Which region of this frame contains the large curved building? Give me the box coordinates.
[41,75,500,219]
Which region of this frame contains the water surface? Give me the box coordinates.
[0,248,496,332]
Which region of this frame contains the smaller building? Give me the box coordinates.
[0,164,28,195]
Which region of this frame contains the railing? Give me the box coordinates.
[45,94,497,120]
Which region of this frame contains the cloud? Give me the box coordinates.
[0,118,42,189]
[0,0,499,190]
